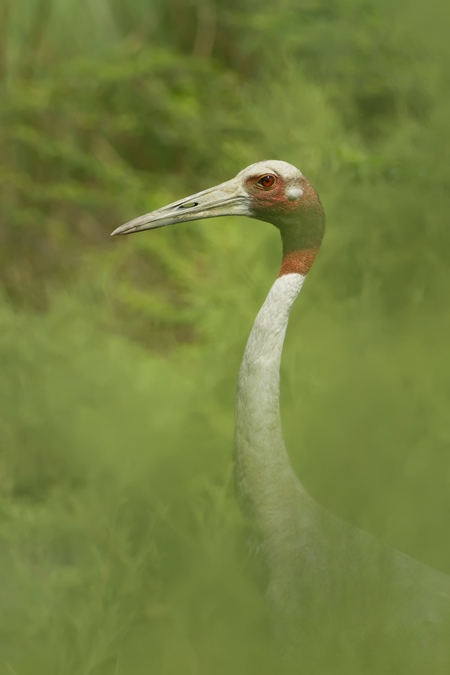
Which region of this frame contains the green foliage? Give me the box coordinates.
[0,0,450,672]
[0,40,253,302]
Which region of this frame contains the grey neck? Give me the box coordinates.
[233,272,314,568]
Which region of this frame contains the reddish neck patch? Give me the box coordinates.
[278,248,319,277]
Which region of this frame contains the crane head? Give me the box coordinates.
[111,160,325,274]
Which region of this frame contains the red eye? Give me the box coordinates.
[257,174,276,189]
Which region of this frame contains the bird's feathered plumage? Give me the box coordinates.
[113,161,450,671]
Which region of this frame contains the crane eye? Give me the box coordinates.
[257,174,276,189]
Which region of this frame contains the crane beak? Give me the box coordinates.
[111,177,251,236]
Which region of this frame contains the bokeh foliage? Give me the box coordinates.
[0,0,449,672]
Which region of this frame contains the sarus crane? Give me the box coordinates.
[112,161,450,671]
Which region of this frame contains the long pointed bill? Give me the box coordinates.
[111,177,251,236]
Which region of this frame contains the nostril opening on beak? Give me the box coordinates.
[178,202,199,210]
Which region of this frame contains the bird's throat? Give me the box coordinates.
[279,247,320,276]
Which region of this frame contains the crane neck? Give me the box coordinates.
[234,182,324,566]
[233,266,316,565]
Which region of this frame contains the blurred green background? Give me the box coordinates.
[1,0,449,672]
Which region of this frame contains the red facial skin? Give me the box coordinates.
[245,173,325,276]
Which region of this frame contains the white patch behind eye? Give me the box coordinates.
[285,186,303,201]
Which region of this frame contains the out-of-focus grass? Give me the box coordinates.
[0,287,269,674]
[0,217,449,673]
